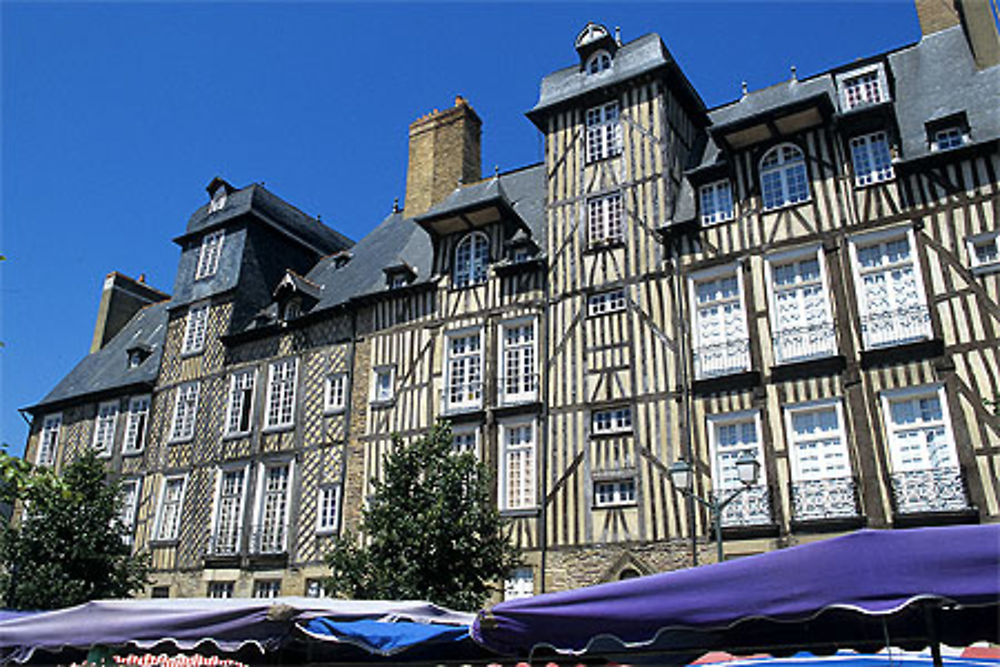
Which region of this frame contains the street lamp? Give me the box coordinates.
[669,453,761,564]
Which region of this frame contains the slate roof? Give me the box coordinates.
[180,184,353,255]
[25,300,170,413]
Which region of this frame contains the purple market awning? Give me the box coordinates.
[0,597,486,664]
[472,525,1000,660]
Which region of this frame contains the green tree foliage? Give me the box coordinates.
[325,422,521,610]
[0,449,150,609]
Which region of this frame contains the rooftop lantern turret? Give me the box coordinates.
[575,22,617,73]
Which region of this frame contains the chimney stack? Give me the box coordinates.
[403,96,482,219]
[90,272,169,353]
[915,0,1000,69]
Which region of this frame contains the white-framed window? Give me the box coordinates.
[766,247,836,364]
[169,382,200,442]
[324,373,349,413]
[594,478,636,507]
[195,230,224,280]
[500,318,537,404]
[265,358,297,430]
[933,126,965,151]
[252,580,281,599]
[760,143,810,210]
[587,191,624,245]
[500,420,536,510]
[587,288,627,316]
[154,475,187,542]
[225,369,256,436]
[690,265,750,379]
[881,385,958,473]
[305,579,329,598]
[850,131,894,186]
[92,401,118,457]
[123,395,150,454]
[253,462,291,554]
[785,400,851,482]
[208,581,234,599]
[371,366,395,404]
[586,101,622,163]
[119,478,142,543]
[445,329,483,410]
[388,273,408,289]
[504,567,534,600]
[451,426,480,458]
[37,414,61,467]
[182,302,210,355]
[592,406,632,435]
[208,186,228,213]
[849,228,930,349]
[453,232,489,288]
[839,67,886,110]
[210,466,247,555]
[966,232,1000,274]
[316,484,341,534]
[709,411,766,490]
[699,180,735,225]
[586,50,612,74]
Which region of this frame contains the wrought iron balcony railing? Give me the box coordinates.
[693,338,751,380]
[791,477,860,522]
[772,322,837,365]
[711,484,772,527]
[250,523,287,555]
[499,373,539,404]
[442,381,483,412]
[206,528,242,557]
[860,305,931,349]
[891,467,970,514]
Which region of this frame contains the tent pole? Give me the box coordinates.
[923,604,943,667]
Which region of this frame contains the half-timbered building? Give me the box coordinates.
[21,0,1000,600]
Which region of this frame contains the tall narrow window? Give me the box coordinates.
[699,180,735,225]
[254,463,290,554]
[170,382,200,442]
[767,250,836,364]
[93,401,118,457]
[182,302,209,354]
[371,366,395,404]
[501,421,536,510]
[851,230,930,348]
[324,373,348,413]
[709,412,770,526]
[265,359,297,429]
[785,401,857,521]
[850,132,894,186]
[195,231,224,280]
[155,476,186,541]
[37,414,62,467]
[501,319,537,404]
[453,232,489,288]
[123,395,150,454]
[119,478,141,546]
[445,330,483,411]
[882,386,968,514]
[586,101,622,163]
[211,468,246,555]
[587,192,624,245]
[225,370,255,435]
[691,267,750,379]
[841,69,884,110]
[316,484,341,534]
[760,144,810,210]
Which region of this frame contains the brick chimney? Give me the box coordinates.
[403,96,482,219]
[90,272,169,353]
[915,0,1000,68]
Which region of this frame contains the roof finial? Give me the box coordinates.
[494,164,499,179]
[393,197,400,213]
[790,65,797,82]
[741,81,748,97]
[615,26,622,45]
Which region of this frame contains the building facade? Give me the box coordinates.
[21,0,1000,601]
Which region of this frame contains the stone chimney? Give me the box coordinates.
[915,0,1000,69]
[90,272,169,353]
[403,96,482,219]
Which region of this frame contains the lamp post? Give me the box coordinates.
[668,454,761,564]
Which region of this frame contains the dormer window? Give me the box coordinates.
[127,346,150,369]
[453,232,489,288]
[699,180,735,225]
[208,187,227,213]
[282,298,301,322]
[587,50,612,75]
[837,65,888,111]
[384,263,416,290]
[195,231,224,280]
[934,127,965,151]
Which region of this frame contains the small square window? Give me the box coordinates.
[594,478,637,507]
[252,580,281,599]
[305,579,329,598]
[933,127,965,151]
[151,586,170,599]
[838,67,886,110]
[208,581,234,598]
[587,288,627,316]
[451,427,480,458]
[371,366,395,404]
[592,407,632,435]
[967,233,1000,274]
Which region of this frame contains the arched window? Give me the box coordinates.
[586,50,612,75]
[453,232,489,288]
[760,143,810,210]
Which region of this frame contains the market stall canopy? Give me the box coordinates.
[472,525,1000,662]
[0,597,493,665]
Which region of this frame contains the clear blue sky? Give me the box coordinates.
[2,2,924,454]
